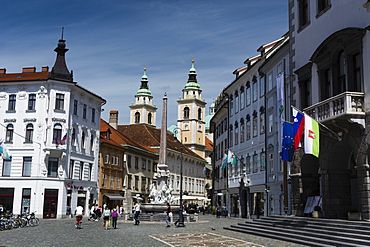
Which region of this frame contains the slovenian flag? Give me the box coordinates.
[293,107,305,150]
[228,150,237,165]
[0,141,12,160]
[304,114,320,157]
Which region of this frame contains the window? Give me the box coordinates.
[259,76,265,97]
[353,53,361,92]
[110,176,114,188]
[127,175,132,189]
[253,111,258,137]
[102,175,107,187]
[47,157,58,177]
[135,157,139,169]
[111,153,115,165]
[268,113,274,134]
[21,188,31,215]
[83,104,87,119]
[317,0,330,15]
[148,160,151,171]
[23,157,32,177]
[135,176,139,190]
[246,156,251,174]
[230,95,233,115]
[252,78,258,102]
[2,158,11,176]
[267,73,273,92]
[79,163,84,180]
[89,163,93,181]
[253,154,258,173]
[28,94,36,110]
[117,155,121,167]
[240,118,245,143]
[142,159,146,170]
[246,115,251,140]
[6,124,14,143]
[81,131,85,149]
[148,113,152,125]
[73,100,78,115]
[260,152,265,171]
[246,82,251,105]
[55,93,64,110]
[72,128,76,146]
[116,177,121,189]
[234,122,239,145]
[25,124,33,143]
[53,124,62,144]
[234,91,239,113]
[240,87,245,109]
[153,162,157,172]
[269,153,274,173]
[127,155,132,168]
[91,108,95,123]
[260,107,265,135]
[69,160,74,179]
[135,112,140,123]
[298,0,310,29]
[104,151,109,164]
[90,134,94,151]
[198,108,202,120]
[183,107,189,119]
[338,51,347,93]
[229,125,233,147]
[8,94,16,111]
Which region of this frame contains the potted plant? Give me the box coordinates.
[312,206,322,218]
[348,206,361,221]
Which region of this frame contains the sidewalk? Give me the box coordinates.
[0,214,308,247]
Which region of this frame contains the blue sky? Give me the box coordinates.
[0,0,288,127]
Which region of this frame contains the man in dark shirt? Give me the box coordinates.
[166,203,171,227]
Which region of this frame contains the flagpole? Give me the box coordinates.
[291,105,341,141]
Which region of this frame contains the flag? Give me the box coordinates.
[221,153,228,170]
[276,73,285,151]
[61,133,67,145]
[228,150,237,165]
[0,141,11,160]
[281,122,294,162]
[304,114,320,157]
[292,107,305,150]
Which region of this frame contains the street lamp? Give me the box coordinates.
[265,186,270,217]
[174,127,185,227]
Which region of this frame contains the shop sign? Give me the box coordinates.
[65,182,84,190]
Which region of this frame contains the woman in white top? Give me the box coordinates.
[103,206,110,230]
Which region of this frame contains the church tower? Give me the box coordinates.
[177,60,207,158]
[129,68,157,126]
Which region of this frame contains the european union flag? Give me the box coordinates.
[282,122,294,162]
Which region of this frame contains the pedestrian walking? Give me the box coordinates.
[111,208,118,229]
[216,204,221,218]
[88,204,95,221]
[222,204,228,218]
[133,202,140,225]
[74,205,84,229]
[165,203,172,227]
[103,206,110,230]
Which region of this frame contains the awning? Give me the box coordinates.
[104,194,126,200]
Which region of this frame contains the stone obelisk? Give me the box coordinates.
[157,93,169,192]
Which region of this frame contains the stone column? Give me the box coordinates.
[157,93,169,191]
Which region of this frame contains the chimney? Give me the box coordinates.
[0,68,6,74]
[22,67,36,73]
[109,110,119,130]
[42,66,49,72]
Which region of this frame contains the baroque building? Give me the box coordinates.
[0,38,105,219]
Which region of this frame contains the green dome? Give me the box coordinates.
[184,81,201,89]
[205,114,214,130]
[136,88,151,95]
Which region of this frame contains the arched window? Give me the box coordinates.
[198,108,202,120]
[235,91,239,113]
[230,95,234,115]
[183,107,190,119]
[240,86,245,109]
[25,123,33,143]
[81,131,86,149]
[246,114,251,140]
[234,121,239,145]
[148,112,152,125]
[240,118,245,143]
[6,124,14,143]
[229,124,233,147]
[135,112,140,123]
[53,124,62,144]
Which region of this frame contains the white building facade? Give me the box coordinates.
[0,38,105,219]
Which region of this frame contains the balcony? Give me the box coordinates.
[304,92,365,124]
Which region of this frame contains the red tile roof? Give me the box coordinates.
[205,137,213,151]
[118,124,205,161]
[0,72,50,81]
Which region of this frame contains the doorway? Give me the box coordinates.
[43,189,58,218]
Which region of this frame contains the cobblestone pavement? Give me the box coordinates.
[0,214,308,247]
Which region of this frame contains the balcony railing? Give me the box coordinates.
[304,92,365,122]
